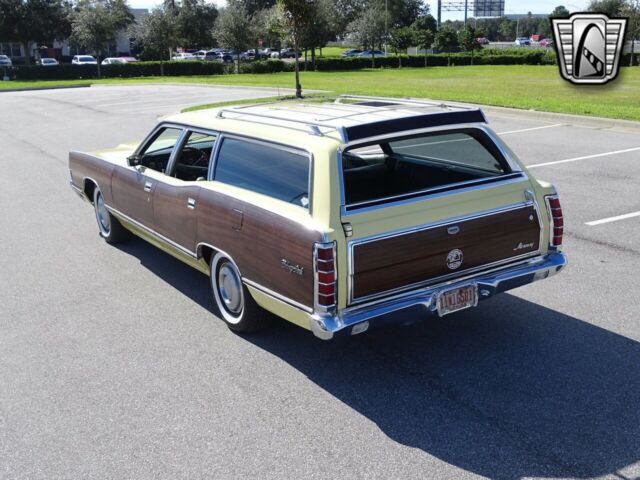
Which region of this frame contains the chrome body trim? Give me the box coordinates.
[346,202,543,306]
[309,252,567,340]
[243,278,313,313]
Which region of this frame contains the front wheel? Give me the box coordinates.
[210,253,271,333]
[93,187,129,244]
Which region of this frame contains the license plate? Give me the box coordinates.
[436,284,478,317]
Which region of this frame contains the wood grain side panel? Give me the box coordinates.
[153,182,200,250]
[68,151,116,204]
[353,206,540,299]
[197,189,322,308]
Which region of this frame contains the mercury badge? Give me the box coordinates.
[551,12,627,85]
[446,249,463,270]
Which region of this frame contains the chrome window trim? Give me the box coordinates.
[165,127,220,179]
[210,132,314,215]
[243,278,313,313]
[346,201,543,305]
[338,124,526,215]
[134,123,187,160]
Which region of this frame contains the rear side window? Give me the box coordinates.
[214,138,310,209]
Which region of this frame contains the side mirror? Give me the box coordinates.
[127,154,141,167]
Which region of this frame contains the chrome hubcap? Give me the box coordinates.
[95,193,111,235]
[218,263,242,315]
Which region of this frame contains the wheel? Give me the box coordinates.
[210,253,271,333]
[93,186,129,244]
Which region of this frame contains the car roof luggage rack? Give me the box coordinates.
[216,108,349,142]
[215,96,486,144]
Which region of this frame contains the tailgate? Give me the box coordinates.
[349,203,541,303]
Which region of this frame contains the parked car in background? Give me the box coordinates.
[172,52,196,61]
[0,54,13,66]
[101,57,126,65]
[515,37,531,46]
[258,48,277,59]
[476,37,490,45]
[72,55,97,65]
[539,38,554,48]
[227,50,249,61]
[194,50,209,60]
[342,49,362,57]
[278,48,298,58]
[67,95,567,340]
[39,58,59,66]
[356,50,386,57]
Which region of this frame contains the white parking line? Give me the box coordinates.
[586,211,640,226]
[527,146,640,168]
[498,124,563,135]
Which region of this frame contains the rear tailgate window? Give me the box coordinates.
[342,128,516,209]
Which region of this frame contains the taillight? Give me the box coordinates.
[545,195,563,248]
[314,242,336,312]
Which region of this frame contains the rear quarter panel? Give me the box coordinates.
[196,184,325,310]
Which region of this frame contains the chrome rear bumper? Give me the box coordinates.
[309,252,567,340]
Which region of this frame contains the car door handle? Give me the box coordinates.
[187,197,196,209]
[144,181,152,192]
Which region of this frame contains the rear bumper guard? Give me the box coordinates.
[310,252,567,340]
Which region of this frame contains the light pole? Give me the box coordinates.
[384,0,388,55]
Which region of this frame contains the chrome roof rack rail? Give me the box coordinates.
[216,108,349,142]
[335,94,474,111]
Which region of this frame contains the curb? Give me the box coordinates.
[0,84,91,93]
[429,98,640,133]
[480,104,640,133]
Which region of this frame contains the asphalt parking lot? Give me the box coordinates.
[1,84,639,480]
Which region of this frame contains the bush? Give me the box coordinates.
[238,60,292,74]
[12,60,225,80]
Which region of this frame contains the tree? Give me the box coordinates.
[413,13,437,33]
[70,0,133,77]
[176,0,217,48]
[623,0,640,65]
[0,0,71,64]
[498,17,516,40]
[588,0,626,16]
[348,7,386,66]
[457,24,481,63]
[237,0,276,16]
[389,26,414,66]
[297,0,338,69]
[134,6,178,65]
[550,5,570,17]
[277,0,319,97]
[434,25,458,51]
[213,3,254,72]
[414,27,433,66]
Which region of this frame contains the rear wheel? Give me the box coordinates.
[93,187,129,244]
[210,253,271,333]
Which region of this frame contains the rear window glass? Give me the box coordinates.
[214,138,310,209]
[342,129,509,207]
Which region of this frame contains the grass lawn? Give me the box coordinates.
[3,65,640,121]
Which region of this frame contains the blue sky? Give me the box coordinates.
[128,0,589,18]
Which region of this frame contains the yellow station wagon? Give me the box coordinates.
[69,95,567,339]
